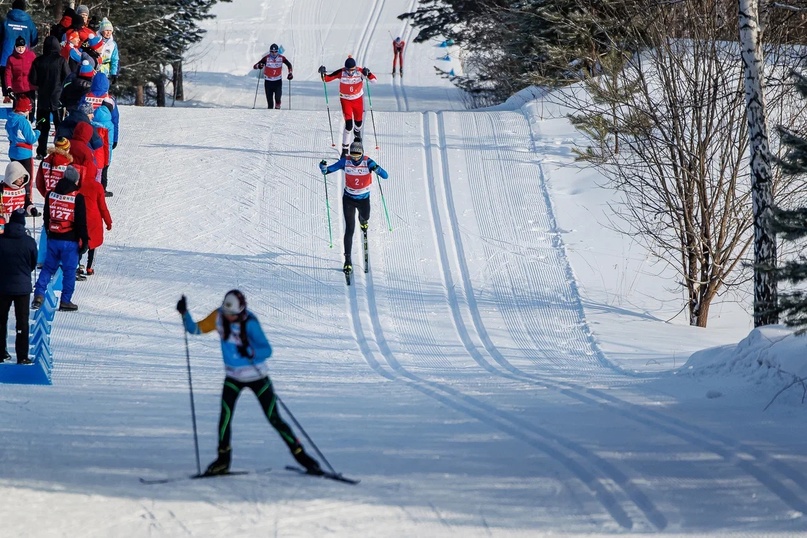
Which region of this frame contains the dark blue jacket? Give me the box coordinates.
[0,9,38,67]
[0,220,37,295]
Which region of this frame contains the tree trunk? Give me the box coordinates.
[156,77,165,107]
[739,0,778,327]
[173,61,184,102]
[135,85,145,106]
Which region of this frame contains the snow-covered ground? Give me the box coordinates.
[3,1,807,536]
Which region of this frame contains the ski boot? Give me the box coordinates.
[343,256,353,274]
[360,221,368,232]
[0,350,9,363]
[59,301,78,312]
[275,101,281,109]
[293,447,323,475]
[204,446,231,476]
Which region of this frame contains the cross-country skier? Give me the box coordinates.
[319,140,388,274]
[392,37,405,76]
[252,44,292,109]
[176,290,323,477]
[318,56,377,157]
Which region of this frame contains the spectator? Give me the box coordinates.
[50,7,78,44]
[5,95,38,207]
[0,208,36,364]
[66,120,97,184]
[32,165,88,312]
[78,158,111,276]
[0,160,34,218]
[97,18,118,84]
[29,35,70,159]
[55,100,102,151]
[0,0,37,102]
[59,55,94,110]
[5,36,36,121]
[60,29,82,74]
[74,5,92,42]
[91,101,114,197]
[35,137,73,198]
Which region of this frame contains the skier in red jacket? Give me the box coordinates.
[392,37,405,76]
[319,56,377,157]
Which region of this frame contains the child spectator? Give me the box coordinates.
[97,18,118,84]
[78,158,111,276]
[5,95,38,207]
[0,208,37,364]
[29,35,70,159]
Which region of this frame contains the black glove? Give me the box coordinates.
[6,88,13,99]
[362,67,370,77]
[287,72,293,80]
[369,163,378,172]
[27,206,39,217]
[109,75,117,85]
[112,141,117,150]
[254,62,265,69]
[236,345,253,358]
[318,65,326,74]
[176,295,187,314]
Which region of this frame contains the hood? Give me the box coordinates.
[93,103,112,124]
[4,161,28,187]
[43,35,60,56]
[73,121,93,144]
[6,9,32,24]
[1,221,26,238]
[90,72,109,94]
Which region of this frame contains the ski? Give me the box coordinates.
[362,228,369,273]
[139,467,271,485]
[285,465,360,485]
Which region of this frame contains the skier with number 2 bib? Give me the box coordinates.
[319,140,388,276]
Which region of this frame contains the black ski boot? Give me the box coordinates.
[293,447,323,475]
[0,350,9,363]
[204,446,231,476]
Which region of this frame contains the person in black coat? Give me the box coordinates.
[0,208,37,364]
[29,35,70,158]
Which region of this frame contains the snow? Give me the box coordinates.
[3,0,807,536]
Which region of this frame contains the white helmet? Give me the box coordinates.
[221,289,246,316]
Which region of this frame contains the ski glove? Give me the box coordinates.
[362,67,370,77]
[5,88,13,99]
[176,295,187,315]
[254,62,265,70]
[287,72,293,80]
[369,163,378,172]
[319,160,328,175]
[318,65,326,74]
[26,205,39,217]
[236,345,254,359]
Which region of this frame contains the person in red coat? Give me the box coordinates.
[5,36,36,120]
[77,163,110,275]
[67,120,97,184]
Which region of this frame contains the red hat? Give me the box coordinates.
[59,14,72,28]
[86,34,104,51]
[14,95,31,113]
[66,29,79,43]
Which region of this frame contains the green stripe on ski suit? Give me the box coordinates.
[218,380,240,442]
[258,380,297,445]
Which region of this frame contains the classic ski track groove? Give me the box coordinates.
[427,110,807,518]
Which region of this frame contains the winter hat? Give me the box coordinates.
[78,59,95,79]
[10,208,25,225]
[78,100,95,116]
[221,290,247,316]
[3,161,28,187]
[269,43,278,53]
[98,18,113,33]
[11,0,25,10]
[13,95,31,113]
[349,140,363,159]
[87,34,104,51]
[14,36,25,48]
[66,29,80,43]
[63,165,80,184]
[344,56,356,69]
[54,137,70,152]
[76,5,89,16]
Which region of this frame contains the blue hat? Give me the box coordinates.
[344,56,356,69]
[78,59,94,78]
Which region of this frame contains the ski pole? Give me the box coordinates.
[375,172,392,231]
[320,165,333,248]
[364,80,379,150]
[288,78,292,110]
[277,396,337,475]
[180,304,202,476]
[322,79,335,147]
[252,69,262,109]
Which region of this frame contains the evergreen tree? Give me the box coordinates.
[771,71,807,331]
